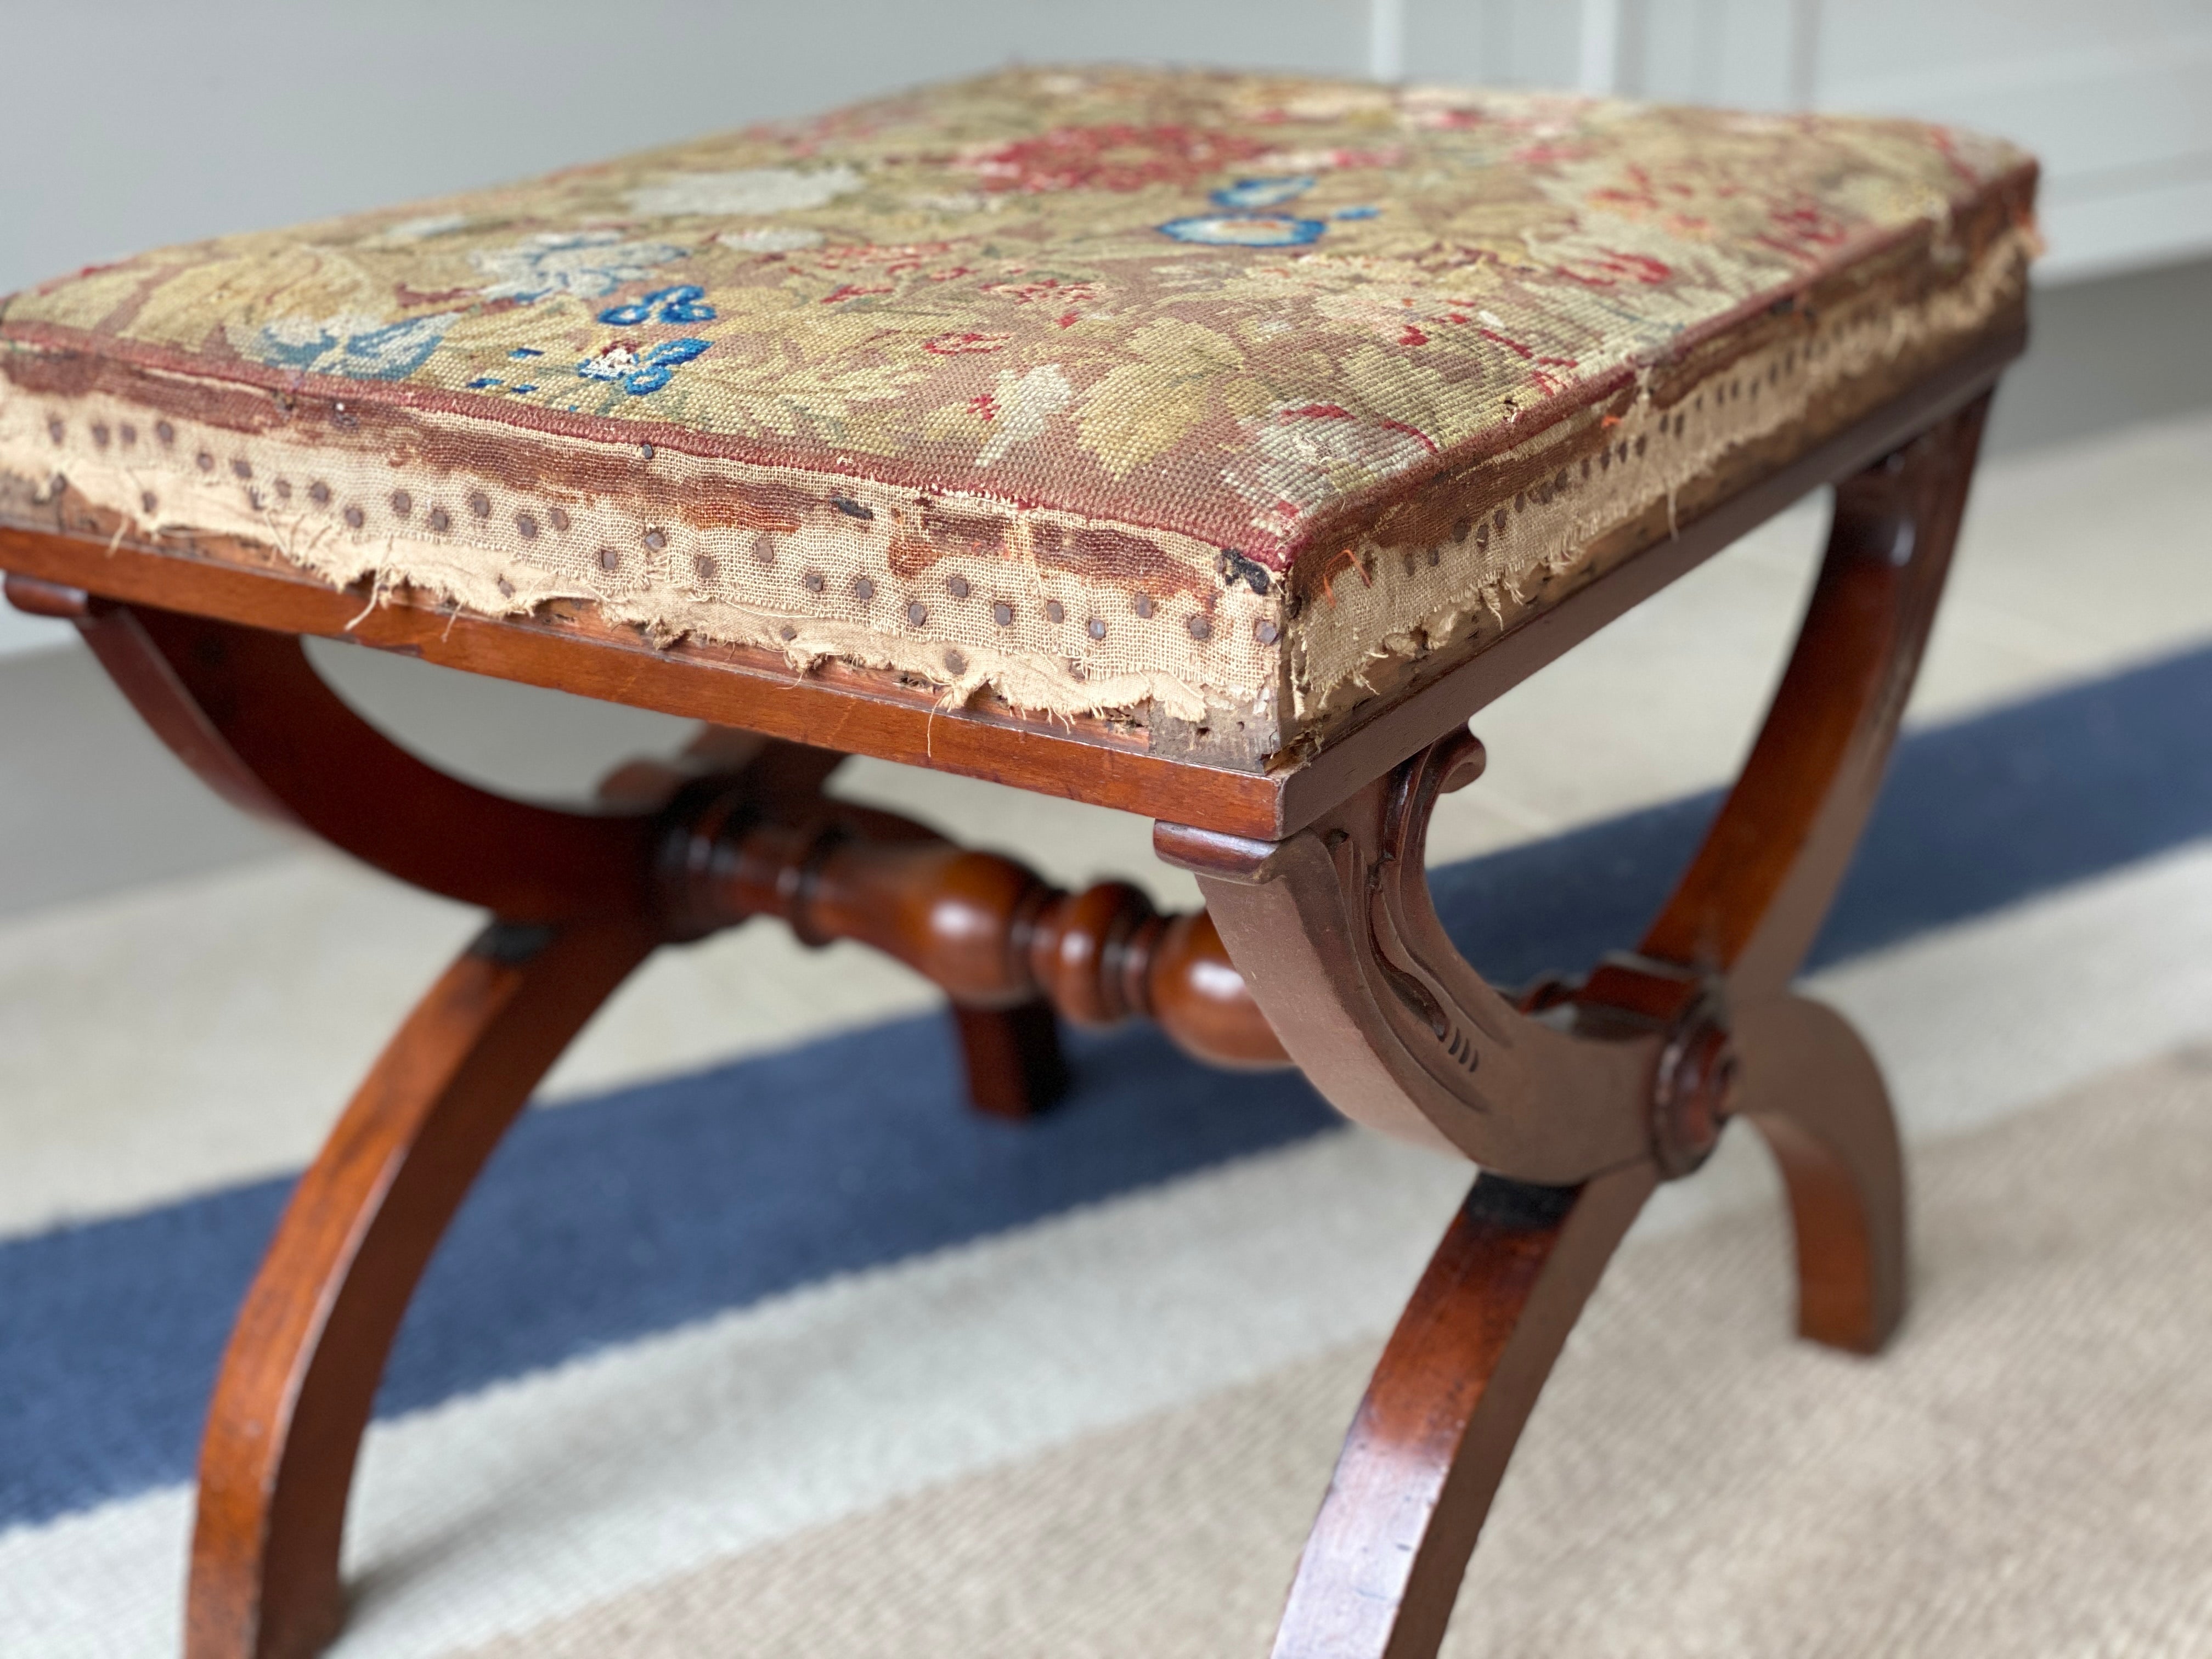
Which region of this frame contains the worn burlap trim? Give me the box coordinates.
[0,393,1284,730]
[1289,223,2038,731]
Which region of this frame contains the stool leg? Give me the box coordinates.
[1734,994,1906,1354]
[1271,1165,1657,1659]
[950,1000,1070,1119]
[1628,393,1990,1355]
[1166,394,1997,1657]
[185,917,654,1659]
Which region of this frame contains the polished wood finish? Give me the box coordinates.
[597,724,1078,1116]
[1190,394,1990,1659]
[1160,734,1658,1181]
[1638,398,1987,994]
[1271,1166,1657,1659]
[1,569,94,619]
[78,603,656,921]
[0,599,1283,1657]
[187,917,657,1659]
[1731,994,1904,1352]
[1620,396,1992,1349]
[0,329,2018,840]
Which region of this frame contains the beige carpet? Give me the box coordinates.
[466,1047,2212,1658]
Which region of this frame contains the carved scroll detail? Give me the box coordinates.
[1159,733,1658,1184]
[1363,729,1503,1085]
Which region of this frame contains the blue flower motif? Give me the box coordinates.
[597,284,718,326]
[1156,214,1327,248]
[577,336,713,396]
[1210,175,1317,210]
[251,313,456,382]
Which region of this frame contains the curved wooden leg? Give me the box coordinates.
[1618,394,1989,1356]
[1159,393,1997,1657]
[1733,994,1905,1354]
[78,604,656,921]
[1272,1164,1657,1659]
[186,917,656,1659]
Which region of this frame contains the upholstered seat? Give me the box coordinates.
[0,67,2033,768]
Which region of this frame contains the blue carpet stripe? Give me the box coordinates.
[5,641,2212,1530]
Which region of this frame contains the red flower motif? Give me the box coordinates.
[924,331,1011,355]
[1549,249,1673,288]
[1379,417,1438,454]
[968,123,1271,194]
[983,277,1100,307]
[1754,201,1852,260]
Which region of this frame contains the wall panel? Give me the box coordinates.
[1816,5,2212,278]
[1401,0,1579,86]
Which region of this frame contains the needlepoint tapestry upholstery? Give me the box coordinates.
[0,67,2035,765]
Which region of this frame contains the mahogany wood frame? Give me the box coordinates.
[2,334,2009,1658]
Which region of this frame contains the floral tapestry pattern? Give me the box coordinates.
[0,67,2030,565]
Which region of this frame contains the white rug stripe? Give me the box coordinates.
[0,1130,1466,1658]
[10,836,2212,1656]
[465,1048,2212,1659]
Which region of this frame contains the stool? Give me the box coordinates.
[0,67,2035,1659]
